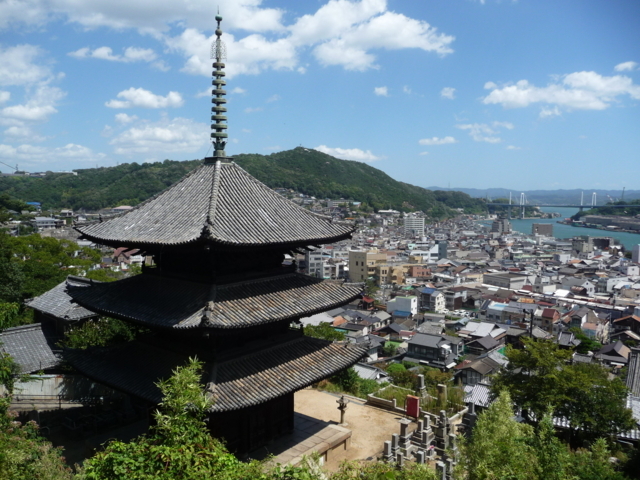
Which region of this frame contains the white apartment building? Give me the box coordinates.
[404,216,425,238]
[387,296,418,315]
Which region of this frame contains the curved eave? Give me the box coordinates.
[75,224,355,251]
[195,283,362,331]
[208,339,367,412]
[64,338,367,412]
[66,274,363,331]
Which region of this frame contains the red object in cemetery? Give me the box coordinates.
[406,395,420,418]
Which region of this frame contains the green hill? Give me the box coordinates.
[0,147,487,218]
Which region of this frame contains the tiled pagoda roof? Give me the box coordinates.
[66,273,362,330]
[75,160,354,249]
[65,334,366,412]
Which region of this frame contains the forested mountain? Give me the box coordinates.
[0,147,487,217]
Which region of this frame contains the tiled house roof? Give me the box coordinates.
[76,161,355,249]
[0,324,61,373]
[25,280,96,321]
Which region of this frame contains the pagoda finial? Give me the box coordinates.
[209,12,228,161]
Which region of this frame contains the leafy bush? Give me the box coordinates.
[59,318,147,350]
[304,323,345,342]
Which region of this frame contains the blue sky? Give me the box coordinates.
[0,0,638,191]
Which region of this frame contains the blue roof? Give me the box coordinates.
[393,310,412,318]
[420,287,436,294]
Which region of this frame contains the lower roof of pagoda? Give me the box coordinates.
[65,273,362,330]
[64,332,366,412]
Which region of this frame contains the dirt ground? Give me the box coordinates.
[294,389,414,471]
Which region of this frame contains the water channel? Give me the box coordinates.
[507,207,639,250]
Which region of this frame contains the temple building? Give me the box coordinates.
[29,15,365,453]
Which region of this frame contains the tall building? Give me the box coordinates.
[633,244,640,263]
[404,216,425,237]
[532,223,553,236]
[348,249,387,282]
[491,219,511,234]
[55,16,365,453]
[437,241,448,260]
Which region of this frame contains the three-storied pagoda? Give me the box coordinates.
[64,15,365,452]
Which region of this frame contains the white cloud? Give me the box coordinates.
[266,94,280,102]
[614,61,638,72]
[0,0,285,34]
[506,145,521,150]
[69,46,158,63]
[403,86,412,94]
[418,136,456,146]
[419,151,429,156]
[455,121,513,143]
[0,142,105,165]
[440,87,455,99]
[0,44,51,86]
[1,1,453,77]
[484,81,497,90]
[115,113,138,124]
[483,71,640,111]
[3,125,45,142]
[195,88,211,98]
[0,91,10,104]
[374,86,388,96]
[539,106,561,118]
[105,88,183,108]
[311,9,454,71]
[110,116,208,155]
[166,28,297,79]
[241,128,251,133]
[244,107,262,113]
[231,87,246,94]
[1,85,65,122]
[314,144,380,162]
[164,0,453,77]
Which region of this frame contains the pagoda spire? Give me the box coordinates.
[209,12,228,161]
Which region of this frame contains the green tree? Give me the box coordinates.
[330,368,361,396]
[568,438,628,480]
[461,391,537,480]
[304,322,345,342]
[491,338,573,422]
[0,352,73,480]
[568,327,602,354]
[82,358,250,480]
[0,303,20,331]
[558,363,635,441]
[492,338,634,441]
[59,317,146,350]
[382,342,398,357]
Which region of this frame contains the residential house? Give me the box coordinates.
[353,363,390,383]
[405,333,464,370]
[455,355,503,386]
[420,287,445,313]
[613,315,640,335]
[594,341,630,368]
[386,296,418,316]
[465,335,501,356]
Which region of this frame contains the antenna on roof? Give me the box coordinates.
[207,11,228,163]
